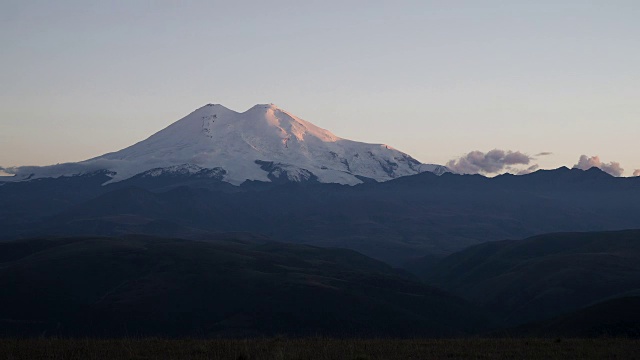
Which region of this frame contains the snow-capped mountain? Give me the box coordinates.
[1,104,447,185]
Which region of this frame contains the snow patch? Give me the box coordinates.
[4,103,448,185]
[137,164,226,179]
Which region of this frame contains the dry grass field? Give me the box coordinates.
[1,338,639,360]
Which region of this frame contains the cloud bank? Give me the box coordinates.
[446,149,538,175]
[634,169,640,177]
[573,155,624,177]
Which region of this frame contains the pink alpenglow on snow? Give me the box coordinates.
[1,104,447,185]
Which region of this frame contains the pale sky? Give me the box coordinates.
[1,1,639,175]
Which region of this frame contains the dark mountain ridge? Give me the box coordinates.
[422,229,640,326]
[2,167,639,265]
[0,235,487,337]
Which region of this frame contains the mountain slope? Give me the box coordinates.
[0,236,487,337]
[423,230,640,326]
[508,296,640,338]
[3,167,640,266]
[2,104,446,185]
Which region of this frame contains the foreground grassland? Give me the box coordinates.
[1,338,639,360]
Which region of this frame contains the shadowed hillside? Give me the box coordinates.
[0,236,487,337]
[508,296,640,338]
[422,229,640,326]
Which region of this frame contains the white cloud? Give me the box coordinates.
[573,155,624,177]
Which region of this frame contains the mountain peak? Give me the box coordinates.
[4,103,447,185]
[199,103,231,110]
[191,103,237,117]
[247,103,279,111]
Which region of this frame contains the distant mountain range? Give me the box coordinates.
[2,165,639,265]
[0,103,446,185]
